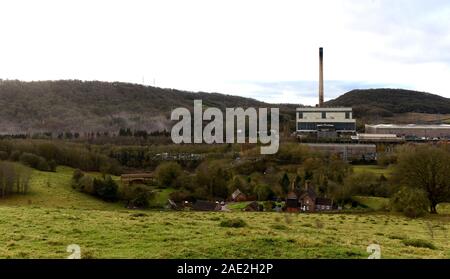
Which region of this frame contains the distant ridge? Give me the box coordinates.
[326,89,450,117]
[0,79,296,134]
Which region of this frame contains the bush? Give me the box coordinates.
[402,239,436,250]
[122,183,154,209]
[72,169,84,182]
[74,175,94,194]
[0,151,8,160]
[155,162,182,188]
[263,201,274,212]
[377,153,397,166]
[19,152,52,171]
[93,176,119,201]
[390,187,429,218]
[219,218,247,228]
[9,150,21,161]
[343,172,389,198]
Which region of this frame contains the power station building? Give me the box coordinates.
[296,107,356,135]
[296,47,356,137]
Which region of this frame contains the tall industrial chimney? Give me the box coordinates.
[319,47,324,107]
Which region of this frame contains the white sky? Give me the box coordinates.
[1,0,449,105]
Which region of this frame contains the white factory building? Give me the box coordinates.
[296,107,356,135]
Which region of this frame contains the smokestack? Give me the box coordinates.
[319,47,324,107]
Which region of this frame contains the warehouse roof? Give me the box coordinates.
[366,124,450,129]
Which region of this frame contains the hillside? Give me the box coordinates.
[0,163,449,258]
[326,89,450,118]
[0,80,296,134]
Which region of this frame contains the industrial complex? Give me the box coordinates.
[296,47,449,162]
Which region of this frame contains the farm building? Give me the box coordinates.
[304,143,377,161]
[192,200,221,211]
[120,173,154,185]
[365,124,450,139]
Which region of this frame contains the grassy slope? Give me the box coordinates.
[1,208,449,259]
[0,166,122,210]
[352,165,393,177]
[0,165,449,259]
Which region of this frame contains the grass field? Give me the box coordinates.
[352,196,389,211]
[352,165,393,177]
[1,165,450,259]
[1,207,449,259]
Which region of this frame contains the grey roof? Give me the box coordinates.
[296,107,353,112]
[192,200,220,211]
[231,189,243,200]
[366,124,450,129]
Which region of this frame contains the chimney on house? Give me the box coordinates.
[319,47,324,107]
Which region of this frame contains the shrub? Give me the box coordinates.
[388,234,406,240]
[390,187,429,218]
[9,150,21,161]
[19,152,51,171]
[402,239,436,250]
[155,162,182,188]
[0,151,8,160]
[263,201,274,212]
[93,176,118,201]
[122,183,154,209]
[75,175,94,194]
[72,169,84,182]
[219,218,247,228]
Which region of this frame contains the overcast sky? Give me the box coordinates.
[1,0,449,105]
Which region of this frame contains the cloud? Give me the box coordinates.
[218,80,408,105]
[0,0,449,103]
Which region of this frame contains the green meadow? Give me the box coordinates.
[0,166,449,259]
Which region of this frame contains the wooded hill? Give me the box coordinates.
[0,80,296,134]
[326,88,450,118]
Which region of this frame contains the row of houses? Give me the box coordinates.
[122,173,335,213]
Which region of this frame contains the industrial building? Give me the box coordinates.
[351,133,405,143]
[296,107,356,135]
[296,48,356,137]
[295,48,375,162]
[365,124,450,139]
[305,143,377,161]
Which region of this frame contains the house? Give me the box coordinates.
[285,181,334,213]
[285,191,299,213]
[192,200,221,211]
[315,197,333,211]
[231,189,247,202]
[298,186,317,212]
